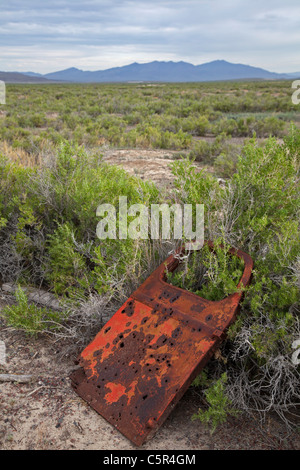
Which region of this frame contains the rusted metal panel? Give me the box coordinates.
[70,242,253,447]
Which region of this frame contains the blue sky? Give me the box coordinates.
[0,0,299,73]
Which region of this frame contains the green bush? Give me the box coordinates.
[213,151,238,177]
[192,372,239,434]
[0,141,160,298]
[171,125,300,425]
[188,140,212,163]
[3,285,62,336]
[166,239,244,301]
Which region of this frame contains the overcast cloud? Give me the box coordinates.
[0,0,299,73]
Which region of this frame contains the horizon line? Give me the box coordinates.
[3,59,300,76]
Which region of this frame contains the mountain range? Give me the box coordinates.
[0,71,59,84]
[1,60,299,83]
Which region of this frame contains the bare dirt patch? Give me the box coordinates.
[102,148,212,188]
[102,149,183,188]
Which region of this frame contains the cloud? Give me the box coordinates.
[0,0,299,73]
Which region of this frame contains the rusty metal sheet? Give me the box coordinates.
[70,241,253,446]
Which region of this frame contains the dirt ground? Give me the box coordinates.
[102,148,212,188]
[0,150,299,451]
[0,299,299,451]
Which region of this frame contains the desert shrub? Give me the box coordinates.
[161,129,192,149]
[188,140,212,163]
[211,115,287,139]
[194,116,210,136]
[212,117,238,136]
[29,113,46,128]
[0,157,37,282]
[213,153,237,178]
[254,116,286,137]
[212,134,242,177]
[191,372,239,434]
[213,141,241,177]
[126,124,191,150]
[2,81,298,156]
[0,141,160,299]
[2,285,62,336]
[171,125,300,427]
[188,133,241,174]
[166,239,244,301]
[45,223,92,296]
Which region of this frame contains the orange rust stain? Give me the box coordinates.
[81,298,152,364]
[160,318,179,337]
[146,357,156,365]
[126,378,139,404]
[155,363,170,388]
[148,318,180,347]
[83,357,98,380]
[104,382,126,404]
[194,337,214,354]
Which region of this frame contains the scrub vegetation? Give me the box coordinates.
[0,80,299,433]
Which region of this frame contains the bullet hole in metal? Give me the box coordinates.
[170,294,180,303]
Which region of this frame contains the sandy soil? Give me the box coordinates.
[0,150,299,451]
[102,148,213,188]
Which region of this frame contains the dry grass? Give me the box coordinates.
[0,140,56,167]
[0,141,39,167]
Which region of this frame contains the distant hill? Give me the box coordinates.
[0,71,61,83]
[2,60,298,83]
[22,71,44,78]
[42,60,292,83]
[288,72,300,79]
